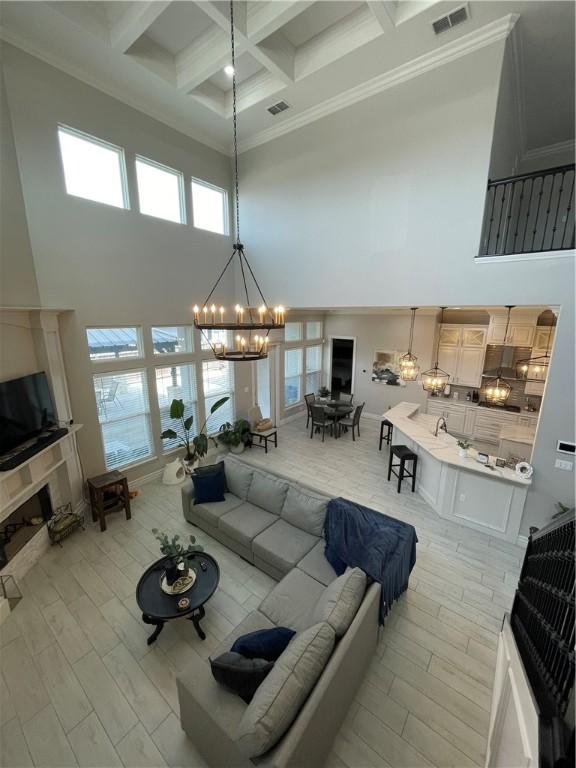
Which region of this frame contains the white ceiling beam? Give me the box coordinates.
[176,25,242,93]
[110,1,172,53]
[246,1,315,44]
[367,1,397,33]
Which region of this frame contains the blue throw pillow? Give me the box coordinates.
[210,652,273,703]
[231,627,295,662]
[194,461,228,492]
[192,470,226,504]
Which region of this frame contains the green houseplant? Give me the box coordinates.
[456,439,471,458]
[152,529,204,585]
[160,396,229,468]
[318,386,330,399]
[218,418,252,454]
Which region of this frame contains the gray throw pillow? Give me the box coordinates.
[235,622,335,757]
[224,458,254,499]
[281,485,329,536]
[210,652,274,704]
[312,568,366,637]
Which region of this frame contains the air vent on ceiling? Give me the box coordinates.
[267,100,291,116]
[432,4,469,35]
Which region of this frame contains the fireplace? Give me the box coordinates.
[0,486,53,569]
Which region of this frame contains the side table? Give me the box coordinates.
[87,470,131,532]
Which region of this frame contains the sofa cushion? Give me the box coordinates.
[231,627,295,662]
[297,540,339,586]
[247,470,289,515]
[194,493,243,527]
[312,568,367,637]
[253,519,318,575]
[224,458,254,500]
[211,610,276,661]
[281,485,329,536]
[235,622,335,757]
[194,461,228,492]
[210,652,274,704]
[219,502,277,548]
[259,568,325,632]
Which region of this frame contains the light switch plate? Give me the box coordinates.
[555,459,573,471]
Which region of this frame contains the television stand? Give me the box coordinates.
[0,428,69,471]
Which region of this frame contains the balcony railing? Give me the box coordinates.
[479,164,575,257]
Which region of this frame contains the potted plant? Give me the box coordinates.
[160,396,229,472]
[218,418,252,454]
[151,529,204,586]
[457,439,471,458]
[318,386,330,400]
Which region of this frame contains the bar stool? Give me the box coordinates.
[387,445,418,493]
[379,419,393,450]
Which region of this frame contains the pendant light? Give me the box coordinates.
[192,0,285,361]
[482,306,514,405]
[516,312,556,381]
[399,308,420,381]
[422,307,450,395]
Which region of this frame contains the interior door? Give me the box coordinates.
[254,347,277,424]
[330,338,354,395]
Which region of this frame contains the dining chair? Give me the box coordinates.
[310,404,332,442]
[338,392,354,405]
[304,393,316,428]
[338,402,365,441]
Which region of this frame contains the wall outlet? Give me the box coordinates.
[555,459,573,471]
[459,493,466,502]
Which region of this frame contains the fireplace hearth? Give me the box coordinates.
[0,486,53,569]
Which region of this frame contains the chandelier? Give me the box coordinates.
[399,308,420,381]
[516,311,556,381]
[421,307,450,394]
[192,1,285,361]
[482,305,514,405]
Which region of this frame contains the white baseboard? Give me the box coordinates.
[130,468,164,489]
[362,412,384,422]
[281,410,306,425]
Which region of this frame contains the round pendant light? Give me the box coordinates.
[399,308,420,381]
[192,1,285,361]
[516,312,555,381]
[421,307,451,395]
[482,306,514,405]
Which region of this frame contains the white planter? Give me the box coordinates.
[182,457,199,475]
[230,443,245,455]
[458,448,468,459]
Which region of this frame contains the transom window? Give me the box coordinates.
[191,179,228,235]
[151,326,194,355]
[135,156,185,224]
[86,327,143,362]
[156,364,198,452]
[285,322,303,342]
[201,328,231,351]
[93,370,153,469]
[58,125,128,209]
[202,360,235,432]
[284,348,303,407]
[306,321,322,340]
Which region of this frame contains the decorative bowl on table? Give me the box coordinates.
[160,567,197,595]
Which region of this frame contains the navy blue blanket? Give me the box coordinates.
[324,497,418,624]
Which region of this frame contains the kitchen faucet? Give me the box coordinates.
[434,417,448,437]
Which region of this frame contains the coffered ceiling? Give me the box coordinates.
[1,1,573,155]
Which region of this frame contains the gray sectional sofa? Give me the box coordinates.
[178,456,381,768]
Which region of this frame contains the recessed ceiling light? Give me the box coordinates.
[224,65,235,77]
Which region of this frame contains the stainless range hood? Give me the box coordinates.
[482,345,532,381]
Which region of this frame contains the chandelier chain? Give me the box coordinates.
[230,0,240,245]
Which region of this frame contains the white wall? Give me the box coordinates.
[238,39,575,535]
[1,45,248,479]
[488,38,521,179]
[0,311,39,381]
[323,313,437,416]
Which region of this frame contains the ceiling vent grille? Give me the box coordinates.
[267,100,290,116]
[432,5,469,35]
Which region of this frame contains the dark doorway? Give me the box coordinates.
[330,338,354,396]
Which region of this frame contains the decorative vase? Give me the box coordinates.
[164,561,182,586]
[182,457,199,475]
[458,448,468,458]
[230,443,245,455]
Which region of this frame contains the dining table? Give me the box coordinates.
[316,399,354,438]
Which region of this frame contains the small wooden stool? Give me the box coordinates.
[249,428,278,454]
[87,470,131,532]
[387,445,418,493]
[379,419,393,450]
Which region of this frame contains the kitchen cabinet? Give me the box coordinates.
[436,325,486,387]
[426,401,469,436]
[533,325,555,350]
[474,410,519,444]
[439,325,487,347]
[426,402,539,444]
[487,320,536,346]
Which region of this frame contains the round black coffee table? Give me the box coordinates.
[136,553,220,645]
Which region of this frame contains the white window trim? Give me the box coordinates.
[86,325,145,365]
[57,123,130,209]
[151,325,195,356]
[135,154,187,225]
[191,177,230,236]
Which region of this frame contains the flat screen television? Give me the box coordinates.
[0,372,57,454]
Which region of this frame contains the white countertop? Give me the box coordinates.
[384,403,531,485]
[499,425,536,444]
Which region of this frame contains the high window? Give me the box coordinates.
[201,328,231,351]
[156,364,198,452]
[306,321,322,340]
[284,348,303,407]
[285,322,302,342]
[93,370,153,469]
[86,327,143,362]
[202,360,235,432]
[58,125,128,209]
[306,345,322,394]
[135,156,185,224]
[151,326,194,355]
[191,179,228,235]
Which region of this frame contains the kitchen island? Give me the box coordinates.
[384,402,531,543]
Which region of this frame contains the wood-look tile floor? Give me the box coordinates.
[0,416,526,768]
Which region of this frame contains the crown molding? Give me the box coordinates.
[238,13,519,154]
[0,27,231,157]
[522,139,576,163]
